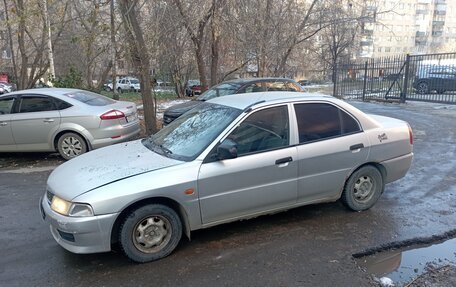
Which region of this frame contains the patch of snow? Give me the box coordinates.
[378,277,395,287]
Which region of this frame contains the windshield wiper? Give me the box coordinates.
[159,144,173,154]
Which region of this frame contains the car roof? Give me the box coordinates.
[222,77,297,85]
[5,88,83,97]
[207,91,334,110]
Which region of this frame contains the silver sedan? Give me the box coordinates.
[0,88,140,160]
[40,92,413,262]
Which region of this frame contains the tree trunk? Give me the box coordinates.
[3,0,18,83]
[42,0,55,80]
[110,0,118,99]
[119,0,157,135]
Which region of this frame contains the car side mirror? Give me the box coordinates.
[217,139,238,160]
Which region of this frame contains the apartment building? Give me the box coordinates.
[359,0,456,58]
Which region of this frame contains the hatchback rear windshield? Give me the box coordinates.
[64,91,115,106]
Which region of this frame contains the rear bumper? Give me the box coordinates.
[90,122,140,149]
[40,196,118,254]
[381,152,413,184]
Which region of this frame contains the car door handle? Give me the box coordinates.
[349,143,364,151]
[0,121,7,126]
[43,118,55,123]
[275,157,293,165]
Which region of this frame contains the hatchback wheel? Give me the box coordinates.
[119,204,182,263]
[57,132,88,160]
[341,165,384,211]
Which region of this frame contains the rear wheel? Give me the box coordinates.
[341,165,384,211]
[57,132,88,160]
[119,204,182,263]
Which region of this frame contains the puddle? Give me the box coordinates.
[356,238,456,286]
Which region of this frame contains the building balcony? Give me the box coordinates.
[433,20,445,27]
[434,10,446,16]
[360,40,373,47]
[434,0,446,4]
[416,9,428,15]
[432,31,443,37]
[416,31,427,37]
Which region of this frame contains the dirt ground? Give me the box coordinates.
[406,265,456,287]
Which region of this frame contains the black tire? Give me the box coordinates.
[436,89,445,94]
[119,204,182,263]
[117,87,122,94]
[341,165,384,211]
[416,81,430,94]
[57,132,88,160]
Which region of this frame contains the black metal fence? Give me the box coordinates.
[335,52,456,104]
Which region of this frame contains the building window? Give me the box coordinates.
[385,47,391,53]
[378,47,382,52]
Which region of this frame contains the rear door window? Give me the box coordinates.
[18,96,56,113]
[294,103,361,143]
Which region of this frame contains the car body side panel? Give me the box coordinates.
[0,113,15,149]
[73,161,203,231]
[11,110,61,151]
[198,146,298,225]
[296,132,370,203]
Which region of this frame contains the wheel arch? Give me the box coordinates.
[342,162,387,194]
[53,130,91,151]
[111,197,191,248]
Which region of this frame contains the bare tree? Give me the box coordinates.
[118,0,157,134]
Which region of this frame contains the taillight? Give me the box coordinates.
[408,124,413,145]
[100,110,125,120]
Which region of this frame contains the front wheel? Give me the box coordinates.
[57,132,88,160]
[119,204,182,263]
[416,81,430,94]
[341,165,384,211]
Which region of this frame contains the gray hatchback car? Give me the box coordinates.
[41,92,413,262]
[0,88,140,160]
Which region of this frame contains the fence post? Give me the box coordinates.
[401,54,411,103]
[362,61,368,101]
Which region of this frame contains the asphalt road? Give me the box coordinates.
[0,100,455,287]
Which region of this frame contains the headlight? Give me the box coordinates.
[50,196,94,217]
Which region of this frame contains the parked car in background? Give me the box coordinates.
[107,77,141,93]
[164,77,303,124]
[413,65,456,94]
[0,88,140,160]
[0,84,6,95]
[185,79,202,97]
[40,91,413,263]
[0,82,14,93]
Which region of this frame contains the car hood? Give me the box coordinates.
[164,100,202,115]
[47,139,183,200]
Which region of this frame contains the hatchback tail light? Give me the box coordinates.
[100,110,125,120]
[408,124,413,145]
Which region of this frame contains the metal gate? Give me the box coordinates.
[335,52,456,104]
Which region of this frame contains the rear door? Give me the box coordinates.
[0,96,16,149]
[293,102,369,203]
[11,95,61,151]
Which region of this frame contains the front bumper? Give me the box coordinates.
[40,196,119,254]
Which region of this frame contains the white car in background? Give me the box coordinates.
[107,77,141,93]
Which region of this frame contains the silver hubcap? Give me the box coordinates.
[418,83,428,94]
[353,175,375,203]
[133,216,172,253]
[61,136,83,157]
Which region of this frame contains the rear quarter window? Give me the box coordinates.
[64,91,115,106]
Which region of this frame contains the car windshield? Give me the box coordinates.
[64,91,115,106]
[197,82,242,101]
[143,103,242,161]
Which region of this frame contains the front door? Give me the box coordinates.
[198,105,298,225]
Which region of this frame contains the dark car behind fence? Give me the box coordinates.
[334,52,456,104]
